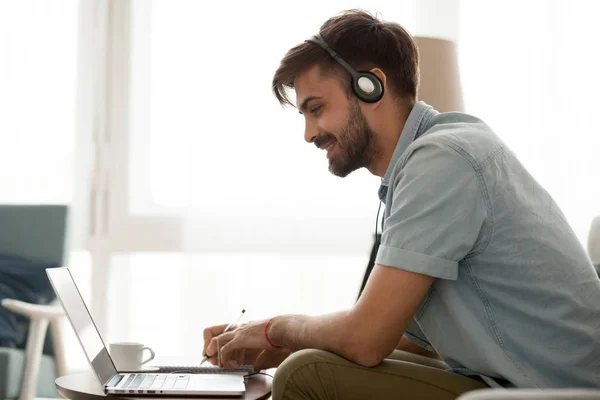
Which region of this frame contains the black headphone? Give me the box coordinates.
[305,34,384,103]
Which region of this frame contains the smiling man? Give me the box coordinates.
[202,9,600,399]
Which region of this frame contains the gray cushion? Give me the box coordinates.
[0,347,58,399]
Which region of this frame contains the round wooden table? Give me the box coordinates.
[56,372,272,400]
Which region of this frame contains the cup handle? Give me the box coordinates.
[141,347,155,365]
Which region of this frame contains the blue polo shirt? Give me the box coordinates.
[376,101,600,388]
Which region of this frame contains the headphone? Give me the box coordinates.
[305,34,384,103]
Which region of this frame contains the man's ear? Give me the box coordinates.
[370,68,387,92]
[367,68,387,108]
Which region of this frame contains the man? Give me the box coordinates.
[203,9,600,399]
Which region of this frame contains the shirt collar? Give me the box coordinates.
[378,101,437,201]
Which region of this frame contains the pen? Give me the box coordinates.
[200,309,246,366]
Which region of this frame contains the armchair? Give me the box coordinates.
[457,389,600,400]
[0,205,69,400]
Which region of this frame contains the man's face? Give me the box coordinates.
[294,65,378,177]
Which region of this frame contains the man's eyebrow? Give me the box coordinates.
[298,96,322,114]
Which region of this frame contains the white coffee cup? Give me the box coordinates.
[109,342,155,371]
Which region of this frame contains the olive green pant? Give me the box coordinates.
[272,349,488,400]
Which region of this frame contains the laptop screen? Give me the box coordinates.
[47,267,117,385]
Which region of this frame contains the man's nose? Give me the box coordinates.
[304,120,317,144]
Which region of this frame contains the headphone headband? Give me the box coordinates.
[305,34,359,79]
[304,34,384,103]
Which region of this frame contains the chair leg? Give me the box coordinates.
[19,318,50,400]
[50,316,68,378]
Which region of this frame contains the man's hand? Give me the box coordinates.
[202,321,292,370]
[202,323,229,363]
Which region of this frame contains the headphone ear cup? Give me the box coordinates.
[352,72,384,103]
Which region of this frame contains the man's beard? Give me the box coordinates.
[318,101,378,177]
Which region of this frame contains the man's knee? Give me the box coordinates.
[272,349,340,400]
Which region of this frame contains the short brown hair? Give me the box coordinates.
[272,9,419,108]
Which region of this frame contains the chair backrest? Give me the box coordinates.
[0,205,69,266]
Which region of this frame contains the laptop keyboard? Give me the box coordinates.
[121,374,190,390]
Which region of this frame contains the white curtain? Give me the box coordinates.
[0,0,78,204]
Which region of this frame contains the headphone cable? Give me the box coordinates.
[375,201,382,236]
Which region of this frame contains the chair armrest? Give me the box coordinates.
[1,298,66,400]
[458,389,600,400]
[1,299,64,320]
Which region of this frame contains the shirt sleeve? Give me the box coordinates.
[404,318,435,352]
[375,138,488,280]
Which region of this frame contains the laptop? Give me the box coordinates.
[47,267,245,396]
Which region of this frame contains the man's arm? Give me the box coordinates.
[268,264,434,367]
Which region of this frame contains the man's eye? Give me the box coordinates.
[310,105,323,115]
